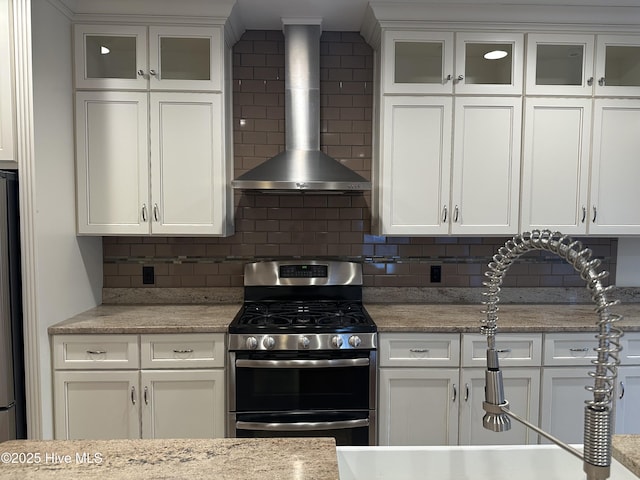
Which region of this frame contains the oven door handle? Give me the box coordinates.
[235,418,370,432]
[235,358,370,368]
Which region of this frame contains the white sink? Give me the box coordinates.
[337,445,638,480]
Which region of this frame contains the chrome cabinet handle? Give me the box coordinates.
[452,384,457,402]
[153,203,159,222]
[86,350,106,355]
[581,206,586,223]
[495,348,512,354]
[409,348,429,353]
[587,77,594,86]
[445,74,452,82]
[592,206,597,223]
[442,206,448,223]
[149,69,157,76]
[569,347,590,352]
[236,419,369,432]
[131,386,136,405]
[141,204,148,222]
[137,69,145,76]
[619,381,625,400]
[456,75,464,82]
[144,386,149,405]
[464,383,470,402]
[173,349,194,354]
[598,77,605,86]
[453,205,459,223]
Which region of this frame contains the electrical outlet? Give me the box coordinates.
[430,265,442,283]
[142,266,155,285]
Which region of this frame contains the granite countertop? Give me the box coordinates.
[613,435,640,478]
[48,303,640,335]
[0,438,339,480]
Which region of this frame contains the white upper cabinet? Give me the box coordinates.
[74,24,222,91]
[589,99,640,235]
[454,32,524,96]
[381,30,523,95]
[521,98,592,234]
[0,0,15,162]
[595,35,640,96]
[525,34,595,96]
[526,33,640,97]
[450,97,522,235]
[382,30,454,94]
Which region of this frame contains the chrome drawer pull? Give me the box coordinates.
[144,386,149,405]
[495,348,512,354]
[619,381,625,400]
[173,349,194,354]
[131,386,136,405]
[569,347,590,352]
[409,348,429,353]
[86,350,106,355]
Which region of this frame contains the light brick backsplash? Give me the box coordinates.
[103,30,618,291]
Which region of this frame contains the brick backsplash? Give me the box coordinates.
[103,30,618,291]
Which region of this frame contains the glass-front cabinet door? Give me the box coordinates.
[149,26,222,92]
[74,25,148,90]
[525,34,595,96]
[382,30,454,94]
[454,32,524,95]
[595,35,640,96]
[74,25,221,92]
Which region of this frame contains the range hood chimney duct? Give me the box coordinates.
[231,22,371,193]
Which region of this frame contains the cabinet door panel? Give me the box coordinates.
[75,91,149,234]
[74,25,147,90]
[141,370,225,439]
[150,92,225,235]
[521,98,591,233]
[459,368,540,445]
[540,367,591,444]
[0,0,14,162]
[54,371,140,440]
[379,368,458,446]
[380,97,452,235]
[595,35,640,97]
[616,366,640,435]
[451,97,521,235]
[590,99,640,234]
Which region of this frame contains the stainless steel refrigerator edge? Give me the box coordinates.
[0,171,26,441]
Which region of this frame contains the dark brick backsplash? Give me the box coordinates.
[102,30,618,291]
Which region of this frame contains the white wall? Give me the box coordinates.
[31,0,103,439]
[617,238,640,287]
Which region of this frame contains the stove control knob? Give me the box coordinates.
[331,335,344,349]
[348,335,362,348]
[299,336,311,349]
[262,336,276,350]
[245,336,258,350]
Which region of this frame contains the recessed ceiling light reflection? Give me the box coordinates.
[100,46,110,55]
[484,50,508,60]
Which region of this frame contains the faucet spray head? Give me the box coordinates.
[482,349,512,432]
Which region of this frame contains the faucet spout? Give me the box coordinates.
[480,230,623,480]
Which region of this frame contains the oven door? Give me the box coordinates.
[229,350,375,412]
[232,410,373,446]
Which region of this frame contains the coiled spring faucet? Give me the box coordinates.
[481,230,623,480]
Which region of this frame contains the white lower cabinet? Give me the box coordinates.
[616,366,640,435]
[378,332,541,446]
[53,333,225,440]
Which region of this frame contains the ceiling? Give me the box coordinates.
[58,0,640,32]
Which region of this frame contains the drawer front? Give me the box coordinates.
[543,333,599,366]
[53,334,139,370]
[379,333,460,367]
[462,333,542,367]
[140,333,225,369]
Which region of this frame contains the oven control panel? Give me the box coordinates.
[228,333,377,351]
[279,264,328,278]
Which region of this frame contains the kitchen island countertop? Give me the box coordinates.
[48,303,640,335]
[0,438,339,480]
[613,435,640,478]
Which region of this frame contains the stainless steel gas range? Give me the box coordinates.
[227,260,377,446]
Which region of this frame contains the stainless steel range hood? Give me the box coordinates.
[232,23,371,193]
